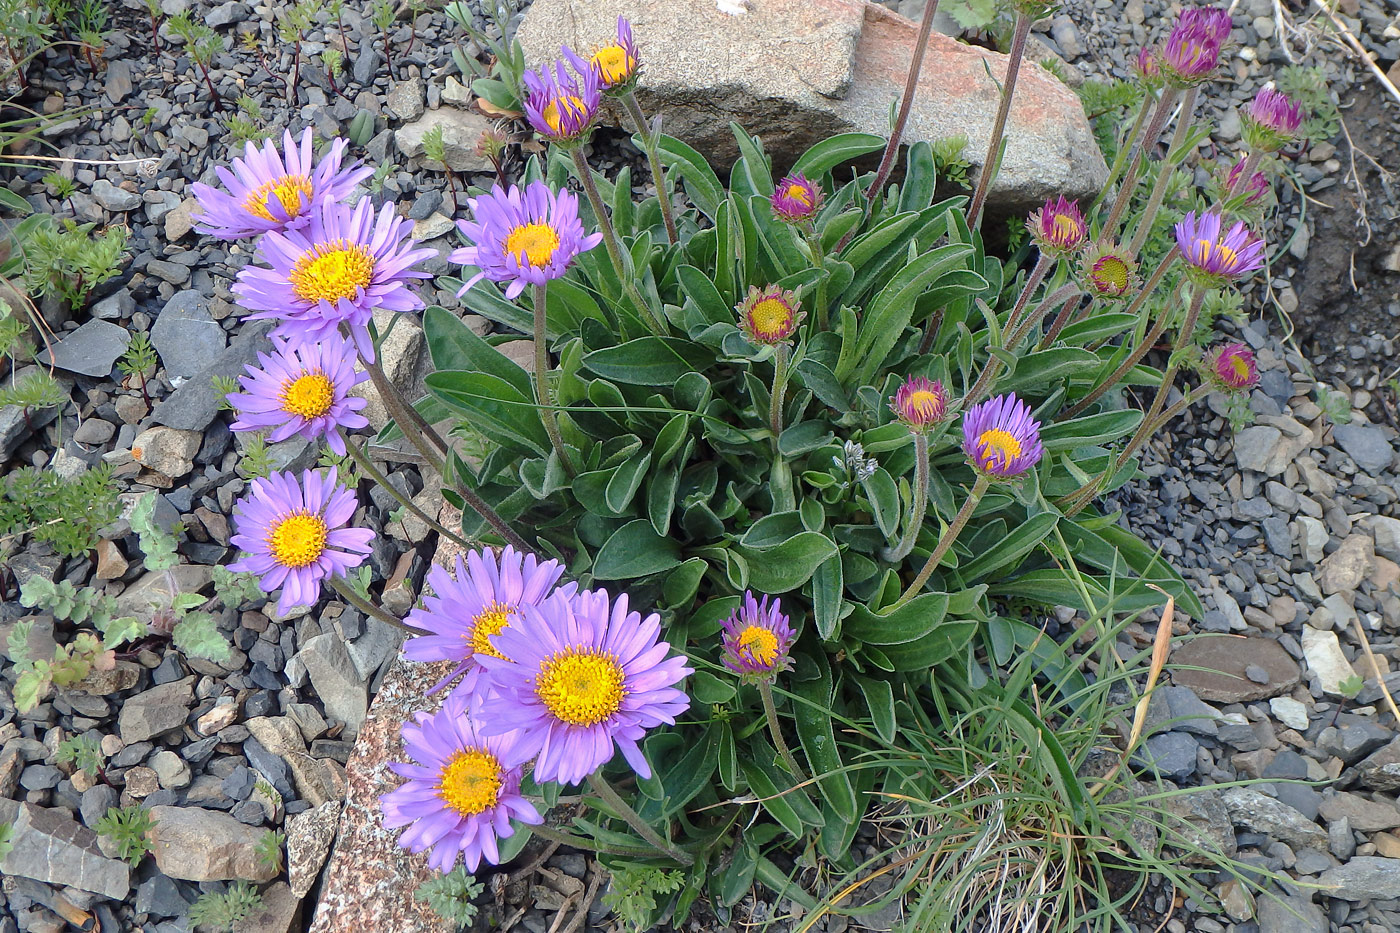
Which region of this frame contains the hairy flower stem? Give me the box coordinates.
[621,91,678,245]
[1222,149,1264,207]
[960,257,1059,409]
[526,821,662,858]
[1127,87,1199,259]
[867,0,942,205]
[1058,249,1179,421]
[882,432,928,563]
[328,576,425,634]
[759,679,809,784]
[588,772,694,865]
[568,147,665,334]
[1038,294,1085,350]
[893,474,989,609]
[338,431,473,551]
[967,13,1033,229]
[533,283,575,477]
[1101,88,1180,242]
[359,353,450,460]
[1091,92,1153,214]
[769,343,792,449]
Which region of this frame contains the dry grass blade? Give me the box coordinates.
[1311,0,1400,106]
[1350,613,1400,726]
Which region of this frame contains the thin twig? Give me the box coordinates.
[1313,0,1400,107]
[1350,613,1400,726]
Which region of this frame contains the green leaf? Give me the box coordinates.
[793,358,851,413]
[792,670,858,822]
[425,371,550,456]
[647,463,681,535]
[582,337,711,386]
[897,141,936,213]
[855,676,896,743]
[878,620,978,670]
[96,616,146,648]
[846,593,949,645]
[605,453,652,513]
[662,557,707,608]
[677,264,732,326]
[657,134,723,218]
[593,520,682,580]
[996,347,1102,395]
[811,556,844,640]
[691,671,736,704]
[791,133,886,178]
[172,613,231,663]
[862,468,901,539]
[735,532,839,593]
[778,421,835,457]
[1039,410,1143,452]
[956,512,1058,581]
[422,305,531,397]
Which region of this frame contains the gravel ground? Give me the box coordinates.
[0,0,1398,930]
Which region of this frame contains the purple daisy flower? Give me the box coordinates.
[890,375,948,432]
[477,588,693,786]
[1208,342,1258,392]
[770,173,823,224]
[228,467,374,616]
[226,336,369,457]
[720,591,795,680]
[522,59,602,143]
[380,689,543,873]
[192,128,372,241]
[1174,211,1266,285]
[232,197,436,362]
[563,16,639,93]
[1160,7,1231,87]
[962,393,1044,480]
[1224,157,1270,204]
[1026,196,1087,256]
[1241,87,1304,152]
[450,181,603,301]
[403,546,577,697]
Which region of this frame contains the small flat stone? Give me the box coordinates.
[1171,636,1300,703]
[1317,856,1400,901]
[1332,423,1395,475]
[151,289,228,379]
[38,319,130,377]
[1221,787,1329,850]
[1245,664,1270,684]
[91,179,142,212]
[1270,697,1310,731]
[1301,627,1359,697]
[1318,793,1400,832]
[117,676,195,744]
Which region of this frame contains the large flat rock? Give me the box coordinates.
[517,0,1107,211]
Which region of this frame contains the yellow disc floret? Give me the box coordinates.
[1050,213,1081,244]
[591,44,635,85]
[1091,256,1130,293]
[536,649,626,726]
[437,748,503,817]
[468,601,515,661]
[906,390,943,419]
[244,174,314,222]
[267,511,329,569]
[976,428,1023,468]
[542,95,588,136]
[736,625,779,667]
[748,298,793,340]
[505,223,560,268]
[786,183,812,206]
[280,370,335,419]
[1229,355,1251,382]
[290,240,375,305]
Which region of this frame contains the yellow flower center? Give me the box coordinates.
[736,625,779,667]
[976,428,1023,468]
[536,649,626,726]
[785,183,812,206]
[591,44,635,85]
[1092,256,1130,293]
[748,298,793,339]
[290,240,375,305]
[504,223,560,268]
[906,389,943,419]
[542,95,589,135]
[1228,355,1251,382]
[468,601,515,661]
[1050,213,1080,243]
[280,370,335,419]
[437,748,503,817]
[267,511,328,569]
[243,174,313,222]
[1194,238,1238,271]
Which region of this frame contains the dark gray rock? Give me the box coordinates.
[1257,888,1326,933]
[91,179,142,212]
[18,764,61,791]
[79,784,117,829]
[206,0,250,26]
[1332,423,1394,475]
[0,802,130,899]
[118,677,195,744]
[1141,732,1199,782]
[1357,737,1400,792]
[151,289,227,379]
[135,873,193,918]
[150,320,273,431]
[37,319,130,377]
[1317,857,1400,901]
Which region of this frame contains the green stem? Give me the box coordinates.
[867,0,943,204]
[1038,294,1084,351]
[968,13,1032,229]
[1101,88,1180,244]
[960,256,1058,409]
[882,432,928,563]
[621,90,677,245]
[525,820,661,859]
[588,772,694,865]
[532,283,575,477]
[328,576,425,635]
[759,678,809,784]
[769,343,791,448]
[360,352,450,461]
[893,474,990,609]
[338,431,473,551]
[1004,282,1081,351]
[1090,90,1154,215]
[568,146,665,335]
[1127,86,1199,259]
[808,227,828,332]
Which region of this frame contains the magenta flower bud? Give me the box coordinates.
[737,284,804,345]
[1174,211,1266,286]
[1224,157,1270,204]
[770,173,823,224]
[522,59,602,143]
[1134,46,1164,88]
[962,393,1044,480]
[1160,7,1231,86]
[890,376,948,432]
[720,591,795,681]
[1079,243,1138,300]
[1026,196,1088,256]
[1208,342,1259,392]
[1241,87,1304,152]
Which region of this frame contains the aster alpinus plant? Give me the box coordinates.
[193,4,1311,925]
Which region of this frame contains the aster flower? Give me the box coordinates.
[477,588,692,785]
[962,393,1044,480]
[226,336,369,456]
[192,128,372,240]
[563,17,639,93]
[1134,47,1163,89]
[450,181,603,301]
[737,284,803,346]
[233,198,436,362]
[1026,196,1087,256]
[1161,7,1232,87]
[523,59,602,144]
[770,173,823,224]
[890,375,948,432]
[228,468,374,615]
[720,591,795,680]
[1241,87,1304,152]
[1079,243,1138,300]
[1174,210,1266,286]
[380,689,543,873]
[403,546,576,697]
[1207,342,1258,392]
[1224,157,1270,205]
